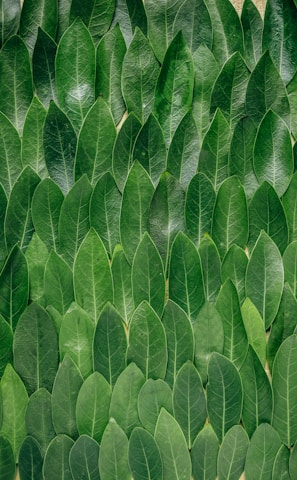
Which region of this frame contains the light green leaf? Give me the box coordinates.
[241,298,267,367]
[272,445,290,480]
[191,425,219,480]
[69,435,100,480]
[198,235,221,303]
[44,251,74,316]
[32,28,57,108]
[0,112,22,196]
[221,245,248,305]
[18,436,43,480]
[245,423,282,480]
[217,425,249,480]
[111,245,134,325]
[19,0,57,55]
[289,441,297,479]
[99,419,130,480]
[25,388,55,454]
[25,234,48,305]
[43,434,74,480]
[0,436,15,480]
[0,0,21,47]
[283,241,297,296]
[241,0,263,70]
[128,427,163,480]
[0,315,12,378]
[282,171,297,243]
[138,378,173,435]
[0,186,7,269]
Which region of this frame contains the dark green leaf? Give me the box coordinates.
[245,423,282,480]
[0,436,15,480]
[111,0,147,46]
[198,235,221,303]
[0,112,22,197]
[25,388,55,454]
[282,171,297,243]
[221,245,248,305]
[0,315,12,378]
[99,419,130,480]
[138,378,173,434]
[44,251,74,316]
[18,436,43,480]
[289,441,297,479]
[272,445,290,480]
[43,434,74,480]
[241,0,263,70]
[69,0,93,25]
[241,298,267,367]
[128,427,163,480]
[20,0,57,56]
[287,71,297,139]
[0,185,8,269]
[111,245,134,325]
[283,241,297,296]
[0,0,21,47]
[32,28,57,108]
[172,0,212,53]
[69,435,100,480]
[25,234,48,305]
[217,425,249,480]
[191,425,219,480]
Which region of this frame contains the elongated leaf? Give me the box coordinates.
[122,27,160,123]
[69,435,100,480]
[272,334,297,447]
[0,112,22,196]
[43,434,74,480]
[31,178,64,252]
[206,352,243,442]
[129,427,163,480]
[32,28,57,107]
[272,445,290,480]
[217,425,249,480]
[241,0,263,70]
[0,185,7,268]
[245,423,282,480]
[43,101,76,195]
[25,234,48,304]
[221,244,248,304]
[0,35,33,133]
[75,97,116,185]
[96,24,126,125]
[113,113,142,193]
[191,425,219,480]
[111,245,134,325]
[120,161,154,263]
[69,0,94,25]
[262,0,297,84]
[111,0,147,46]
[289,442,297,479]
[18,436,43,480]
[132,234,165,317]
[253,110,293,197]
[169,231,205,322]
[20,0,57,55]
[73,228,113,323]
[51,354,83,438]
[248,181,288,254]
[99,419,130,480]
[198,235,221,303]
[245,231,284,329]
[56,18,95,132]
[127,301,167,380]
[155,408,191,480]
[109,363,145,436]
[241,298,266,367]
[172,0,212,53]
[240,346,272,438]
[59,303,94,379]
[282,171,297,243]
[0,0,21,47]
[44,251,74,316]
[287,72,297,139]
[0,364,28,459]
[198,108,232,191]
[167,111,200,189]
[86,0,115,45]
[212,176,248,259]
[0,315,12,378]
[193,301,224,385]
[283,241,297,297]
[0,245,28,331]
[76,371,112,443]
[154,31,194,147]
[0,436,15,480]
[138,378,173,434]
[25,388,55,454]
[93,303,127,386]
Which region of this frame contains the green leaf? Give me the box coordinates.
[111,0,147,46]
[113,113,142,193]
[43,434,74,480]
[193,301,224,385]
[162,300,194,387]
[245,231,284,329]
[216,279,249,369]
[210,52,250,128]
[206,352,243,442]
[262,0,297,84]
[51,354,83,438]
[282,171,297,243]
[0,315,12,378]
[154,408,191,480]
[111,245,134,325]
[59,303,94,379]
[73,228,113,323]
[212,176,248,259]
[172,0,212,53]
[204,0,244,65]
[246,51,290,126]
[167,111,200,189]
[25,233,49,304]
[18,436,43,480]
[240,346,272,438]
[69,0,94,25]
[0,112,22,196]
[120,161,155,263]
[109,363,145,436]
[289,441,297,479]
[132,234,165,317]
[253,110,293,197]
[13,303,58,395]
[169,231,205,322]
[76,371,112,443]
[0,245,28,331]
[245,423,282,480]
[32,28,57,108]
[4,166,40,253]
[99,419,130,480]
[0,185,8,268]
[43,101,77,195]
[173,361,206,448]
[221,245,248,305]
[241,0,263,70]
[96,24,126,125]
[138,378,173,434]
[198,109,232,192]
[154,31,194,147]
[128,427,163,480]
[55,18,95,132]
[191,425,219,480]
[272,334,297,447]
[185,172,216,247]
[122,27,160,124]
[241,298,267,367]
[69,435,100,480]
[25,388,55,454]
[272,445,291,480]
[93,303,127,386]
[283,241,297,296]
[287,72,297,139]
[0,0,21,47]
[217,425,249,480]
[31,178,64,252]
[0,364,28,459]
[0,35,33,134]
[127,301,167,380]
[0,436,15,480]
[75,97,116,185]
[248,181,288,255]
[44,251,74,316]
[148,172,185,273]
[20,0,57,56]
[198,235,221,303]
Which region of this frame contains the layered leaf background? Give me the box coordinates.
[1,0,297,478]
